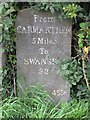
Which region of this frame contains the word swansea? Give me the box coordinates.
[17,26,71,34]
[24,58,56,65]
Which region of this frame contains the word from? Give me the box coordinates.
[34,14,55,23]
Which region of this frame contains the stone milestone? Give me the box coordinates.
[16,8,72,103]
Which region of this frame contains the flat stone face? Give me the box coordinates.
[16,8,72,103]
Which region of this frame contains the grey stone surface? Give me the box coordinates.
[16,8,72,103]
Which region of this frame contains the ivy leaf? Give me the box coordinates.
[80,23,85,28]
[78,39,83,48]
[76,6,83,12]
[61,64,68,70]
[76,75,82,82]
[4,3,9,9]
[45,5,49,11]
[50,6,55,13]
[78,33,84,38]
[4,7,15,16]
[79,13,84,18]
[72,81,76,85]
[79,43,83,48]
[0,4,4,15]
[87,36,90,44]
[4,17,12,26]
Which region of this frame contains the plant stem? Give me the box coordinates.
[82,56,90,91]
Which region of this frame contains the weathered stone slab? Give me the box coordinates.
[16,8,72,103]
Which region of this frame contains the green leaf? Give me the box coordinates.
[61,64,68,70]
[77,76,82,82]
[78,33,84,38]
[76,6,83,12]
[72,81,76,85]
[4,3,9,8]
[4,17,12,26]
[87,36,90,44]
[45,5,49,11]
[80,23,85,28]
[78,38,82,44]
[79,43,83,48]
[0,4,4,15]
[78,38,83,48]
[4,7,15,16]
[79,13,84,18]
[50,6,55,13]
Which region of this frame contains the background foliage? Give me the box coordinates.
[1,1,90,119]
[1,2,17,98]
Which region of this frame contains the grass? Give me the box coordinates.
[1,85,89,119]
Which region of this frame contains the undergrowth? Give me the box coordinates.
[1,86,88,119]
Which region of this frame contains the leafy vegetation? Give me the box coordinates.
[58,59,83,86]
[1,2,17,98]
